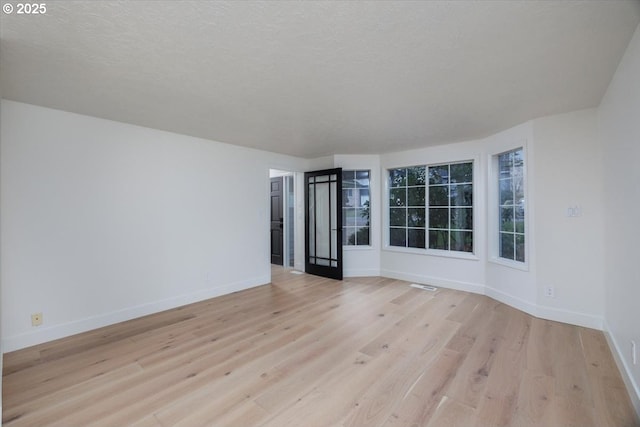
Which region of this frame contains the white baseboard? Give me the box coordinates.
[535,304,603,330]
[484,285,539,318]
[380,269,485,295]
[485,286,603,330]
[603,320,640,420]
[2,275,270,353]
[344,268,381,278]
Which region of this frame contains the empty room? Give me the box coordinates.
[1,1,640,426]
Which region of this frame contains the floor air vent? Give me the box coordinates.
[290,270,304,275]
[410,283,438,292]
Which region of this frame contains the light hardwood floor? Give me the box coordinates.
[3,267,639,427]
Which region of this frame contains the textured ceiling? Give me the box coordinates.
[1,1,639,158]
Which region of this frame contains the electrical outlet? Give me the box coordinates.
[31,312,43,327]
[544,286,555,298]
[632,340,637,365]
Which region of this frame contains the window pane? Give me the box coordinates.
[450,162,472,183]
[497,148,525,262]
[343,170,370,247]
[408,208,426,227]
[513,149,524,166]
[500,233,515,260]
[342,170,355,188]
[451,208,473,230]
[451,231,473,252]
[390,228,406,247]
[500,207,514,232]
[389,168,406,187]
[499,151,513,175]
[514,176,525,201]
[429,208,449,229]
[343,189,354,207]
[309,184,314,256]
[344,227,357,245]
[354,208,368,226]
[390,208,406,226]
[344,189,356,208]
[407,187,425,206]
[357,227,370,246]
[450,184,472,206]
[515,234,525,262]
[408,228,426,248]
[343,208,355,226]
[407,166,427,186]
[355,170,369,181]
[514,205,525,233]
[429,230,449,250]
[429,185,448,206]
[390,188,406,206]
[499,178,513,205]
[357,189,370,208]
[429,165,449,185]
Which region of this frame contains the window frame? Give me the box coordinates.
[488,145,530,271]
[383,158,478,260]
[342,169,372,248]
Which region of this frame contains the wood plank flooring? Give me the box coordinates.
[3,267,639,426]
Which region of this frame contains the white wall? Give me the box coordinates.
[0,100,308,351]
[532,109,605,327]
[599,23,640,414]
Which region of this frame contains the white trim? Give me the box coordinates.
[487,142,531,271]
[343,245,374,251]
[488,256,530,272]
[535,303,603,330]
[380,269,485,295]
[344,268,382,277]
[2,275,270,352]
[283,174,295,268]
[603,320,640,420]
[482,286,602,330]
[382,245,479,261]
[484,285,538,317]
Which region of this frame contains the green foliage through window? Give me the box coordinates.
[343,170,371,246]
[498,148,525,262]
[388,162,473,253]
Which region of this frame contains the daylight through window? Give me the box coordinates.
[498,148,525,262]
[388,161,473,253]
[342,170,370,246]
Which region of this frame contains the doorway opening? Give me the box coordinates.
[269,169,295,268]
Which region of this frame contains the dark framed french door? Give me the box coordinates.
[305,168,343,280]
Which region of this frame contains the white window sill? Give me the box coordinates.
[382,245,479,261]
[343,245,374,251]
[488,257,529,272]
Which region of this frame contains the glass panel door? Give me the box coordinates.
[305,168,343,280]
